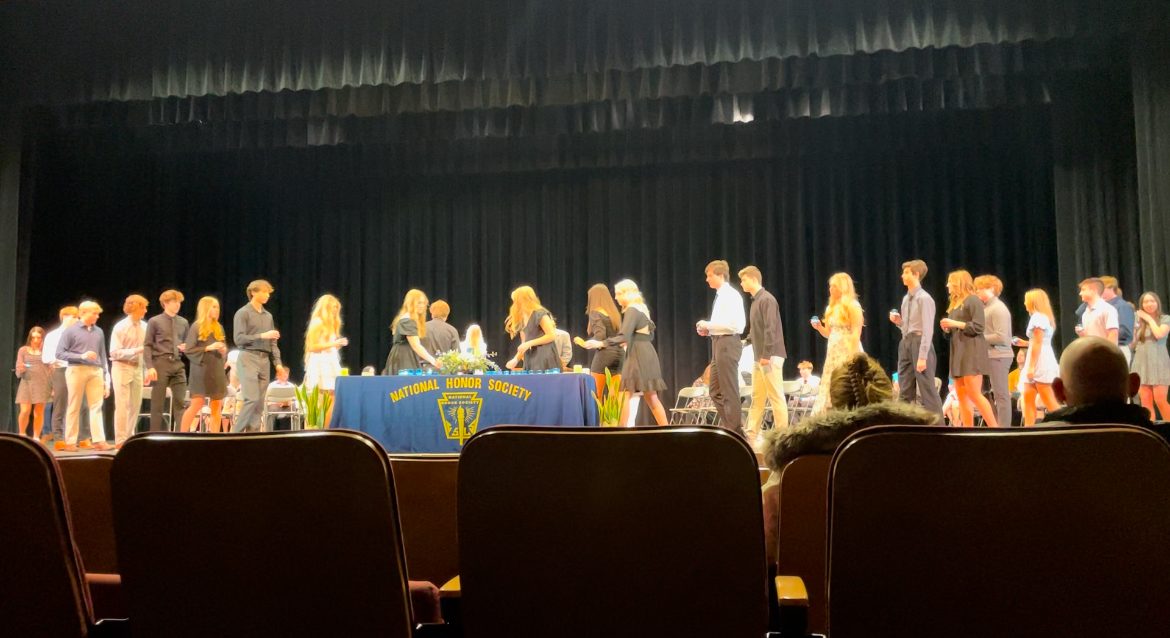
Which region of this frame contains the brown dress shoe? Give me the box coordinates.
[93,442,114,451]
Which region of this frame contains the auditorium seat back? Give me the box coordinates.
[57,455,118,573]
[457,425,768,638]
[111,431,416,637]
[389,454,460,585]
[774,454,831,634]
[0,433,94,637]
[827,424,1170,638]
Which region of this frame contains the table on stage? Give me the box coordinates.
[329,372,600,453]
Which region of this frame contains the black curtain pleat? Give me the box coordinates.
[22,108,1063,396]
[1132,33,1170,300]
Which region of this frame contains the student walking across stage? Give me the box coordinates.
[232,280,285,432]
[695,260,746,437]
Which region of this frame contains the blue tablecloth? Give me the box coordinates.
[329,373,600,452]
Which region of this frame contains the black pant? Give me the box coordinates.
[897,333,943,416]
[50,366,68,439]
[709,335,744,435]
[150,356,187,432]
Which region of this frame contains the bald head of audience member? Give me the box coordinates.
[1052,337,1140,407]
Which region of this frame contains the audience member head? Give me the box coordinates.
[945,269,975,311]
[1136,292,1164,342]
[973,274,1003,303]
[395,289,429,337]
[159,289,185,315]
[704,260,730,289]
[195,296,225,341]
[25,326,45,348]
[585,283,622,332]
[1052,337,1139,407]
[505,285,549,338]
[1078,277,1104,305]
[1024,288,1056,326]
[901,259,928,289]
[246,279,274,303]
[275,365,291,383]
[1099,275,1121,300]
[429,299,450,321]
[78,301,102,326]
[58,305,80,328]
[797,360,814,379]
[829,353,894,410]
[123,294,149,320]
[737,265,763,295]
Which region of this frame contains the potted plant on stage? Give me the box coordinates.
[295,384,334,429]
[595,368,623,427]
[435,350,501,375]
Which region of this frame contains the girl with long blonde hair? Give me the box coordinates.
[461,324,489,357]
[939,270,998,427]
[504,285,560,371]
[304,294,348,427]
[180,296,229,432]
[1019,288,1061,425]
[386,289,438,374]
[810,272,865,413]
[583,279,668,425]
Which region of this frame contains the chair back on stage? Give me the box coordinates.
[389,454,460,586]
[773,454,831,635]
[457,425,767,638]
[111,431,416,638]
[826,424,1170,638]
[0,433,94,638]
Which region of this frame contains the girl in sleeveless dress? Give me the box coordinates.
[304,294,348,427]
[386,289,439,374]
[939,270,999,427]
[1132,291,1170,420]
[810,273,864,414]
[15,326,52,440]
[583,279,669,425]
[504,286,560,371]
[1018,288,1062,426]
[180,297,229,432]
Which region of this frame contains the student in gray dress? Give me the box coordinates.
[1132,291,1170,420]
[504,285,560,372]
[232,280,284,432]
[583,279,669,425]
[939,270,999,427]
[386,289,439,374]
[15,326,52,439]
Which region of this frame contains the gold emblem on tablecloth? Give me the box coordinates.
[438,392,483,445]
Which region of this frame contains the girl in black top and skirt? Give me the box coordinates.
[504,286,560,371]
[583,279,668,425]
[584,283,625,395]
[939,270,999,428]
[386,289,439,374]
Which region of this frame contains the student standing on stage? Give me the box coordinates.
[1131,291,1170,420]
[738,265,789,444]
[233,280,285,432]
[1100,276,1136,365]
[974,275,1013,427]
[1075,278,1119,344]
[57,301,112,451]
[504,285,561,371]
[891,260,943,416]
[180,296,230,433]
[42,305,79,449]
[461,324,488,357]
[386,289,439,373]
[583,279,669,425]
[810,273,865,414]
[422,300,460,359]
[695,260,746,436]
[14,326,52,440]
[108,294,149,446]
[304,294,347,427]
[584,283,624,395]
[940,270,999,427]
[1018,288,1062,425]
[144,290,190,432]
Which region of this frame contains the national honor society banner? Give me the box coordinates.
[330,374,600,453]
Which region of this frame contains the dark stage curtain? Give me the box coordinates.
[1132,32,1170,299]
[21,108,1061,396]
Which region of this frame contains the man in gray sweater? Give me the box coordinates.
[975,274,1014,427]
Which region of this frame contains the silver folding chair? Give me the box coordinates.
[668,386,708,425]
[261,384,303,431]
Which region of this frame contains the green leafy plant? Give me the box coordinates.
[434,350,501,375]
[295,384,335,429]
[594,368,624,427]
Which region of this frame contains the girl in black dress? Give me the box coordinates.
[504,285,560,371]
[584,279,668,425]
[939,270,999,427]
[180,296,229,432]
[583,283,625,395]
[386,289,439,374]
